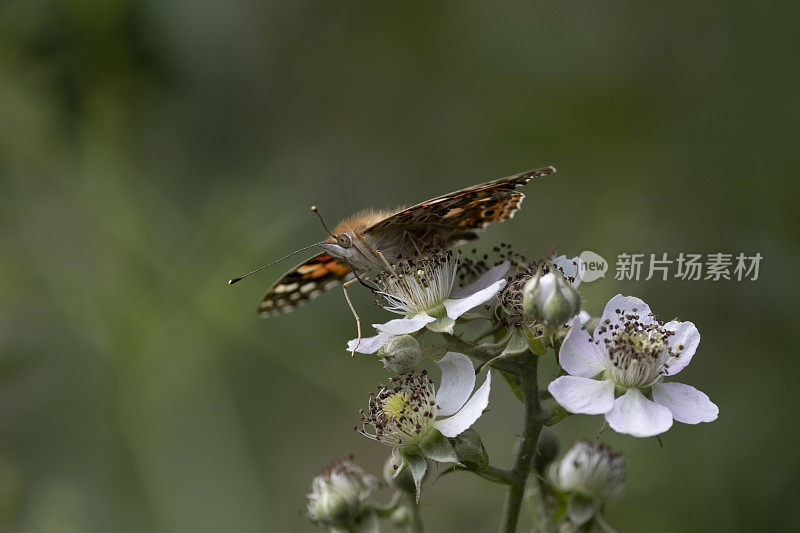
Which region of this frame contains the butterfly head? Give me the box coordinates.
[317,210,393,271]
[319,228,365,269]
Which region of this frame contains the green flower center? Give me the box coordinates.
[382,392,410,420]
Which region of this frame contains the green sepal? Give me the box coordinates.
[501,326,530,356]
[385,450,416,494]
[417,429,460,464]
[522,325,547,355]
[399,450,428,502]
[544,402,571,426]
[390,448,406,478]
[567,493,599,526]
[450,428,488,468]
[426,316,456,334]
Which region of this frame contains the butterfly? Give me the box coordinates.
[250,166,556,317]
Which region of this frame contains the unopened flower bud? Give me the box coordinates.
[309,485,351,525]
[523,269,581,326]
[550,441,625,502]
[306,458,378,527]
[379,335,422,374]
[383,454,417,494]
[451,428,488,468]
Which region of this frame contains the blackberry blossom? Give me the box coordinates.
[548,295,718,437]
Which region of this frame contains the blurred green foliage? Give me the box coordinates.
[1,1,798,531]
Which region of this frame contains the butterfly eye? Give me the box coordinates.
[336,233,352,248]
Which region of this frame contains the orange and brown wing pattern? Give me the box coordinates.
[364,166,556,245]
[257,253,352,317]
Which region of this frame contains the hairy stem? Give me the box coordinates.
[500,352,544,533]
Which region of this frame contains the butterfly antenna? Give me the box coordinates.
[311,206,336,238]
[228,242,324,285]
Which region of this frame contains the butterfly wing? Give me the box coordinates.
[257,253,352,317]
[365,166,556,246]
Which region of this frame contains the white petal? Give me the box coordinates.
[443,279,506,320]
[605,388,673,437]
[662,321,700,376]
[435,352,476,417]
[450,261,509,298]
[548,376,615,415]
[599,294,656,327]
[559,317,605,378]
[577,310,591,325]
[374,314,435,335]
[346,332,391,354]
[596,295,657,345]
[552,255,581,288]
[652,382,718,424]
[434,371,491,438]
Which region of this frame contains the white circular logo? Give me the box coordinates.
[578,251,608,283]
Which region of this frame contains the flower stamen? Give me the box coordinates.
[358,371,440,447]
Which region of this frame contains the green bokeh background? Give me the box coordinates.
[1,1,798,531]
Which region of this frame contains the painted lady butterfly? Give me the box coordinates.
[249,166,556,317]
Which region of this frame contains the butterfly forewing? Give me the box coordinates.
[364,166,556,246]
[257,252,353,317]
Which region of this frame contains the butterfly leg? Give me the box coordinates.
[342,278,362,357]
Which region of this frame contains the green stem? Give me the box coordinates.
[367,492,403,518]
[405,492,424,532]
[464,464,515,485]
[500,352,544,533]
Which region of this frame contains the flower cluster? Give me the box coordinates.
[304,244,719,531]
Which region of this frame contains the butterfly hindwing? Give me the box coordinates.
[364,166,556,245]
[257,253,352,317]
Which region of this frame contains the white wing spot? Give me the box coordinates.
[296,265,318,275]
[274,282,299,294]
[300,282,317,294]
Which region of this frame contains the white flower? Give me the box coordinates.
[347,252,509,353]
[306,458,379,527]
[550,441,625,502]
[548,294,719,437]
[358,352,491,446]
